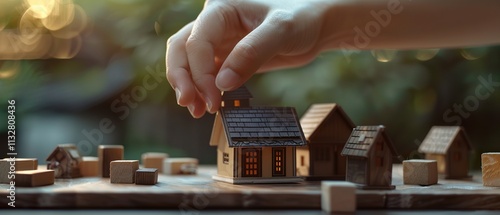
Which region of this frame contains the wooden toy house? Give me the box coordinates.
[297,103,355,180]
[46,144,82,178]
[418,126,472,179]
[341,125,398,190]
[209,86,307,184]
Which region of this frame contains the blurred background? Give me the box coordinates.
[0,0,499,168]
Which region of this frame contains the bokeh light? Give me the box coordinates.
[460,47,488,60]
[371,49,397,62]
[0,0,86,60]
[415,49,439,61]
[0,61,20,79]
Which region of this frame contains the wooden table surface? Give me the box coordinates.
[1,165,500,210]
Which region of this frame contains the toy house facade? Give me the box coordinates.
[297,103,355,180]
[418,126,472,179]
[209,86,307,184]
[46,144,82,178]
[341,125,398,190]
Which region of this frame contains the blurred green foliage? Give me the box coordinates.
[0,0,499,168]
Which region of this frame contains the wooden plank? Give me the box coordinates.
[0,165,499,209]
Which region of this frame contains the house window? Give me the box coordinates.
[234,100,240,107]
[273,148,286,176]
[242,148,261,177]
[300,156,305,167]
[223,153,229,164]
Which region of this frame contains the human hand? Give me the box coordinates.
[166,0,332,118]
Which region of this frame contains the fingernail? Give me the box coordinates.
[175,88,182,105]
[204,95,213,113]
[188,104,196,118]
[216,69,240,91]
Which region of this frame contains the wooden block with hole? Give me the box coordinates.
[110,160,139,184]
[403,159,438,186]
[15,170,55,187]
[0,158,38,183]
[98,145,124,178]
[321,181,356,213]
[135,168,158,185]
[141,152,168,173]
[79,156,99,177]
[482,153,500,187]
[163,158,198,175]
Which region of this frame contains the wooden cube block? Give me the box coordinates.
[15,170,55,187]
[403,159,438,185]
[141,152,168,173]
[110,160,139,184]
[0,158,38,183]
[98,145,124,178]
[163,158,198,175]
[321,181,356,213]
[79,156,99,177]
[482,153,500,187]
[135,168,158,185]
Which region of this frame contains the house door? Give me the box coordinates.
[242,148,262,177]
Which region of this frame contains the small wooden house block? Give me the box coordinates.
[481,153,500,187]
[110,160,139,184]
[341,125,398,190]
[321,181,357,213]
[46,144,82,178]
[403,159,438,185]
[141,152,168,173]
[79,156,99,177]
[209,86,307,184]
[15,170,55,187]
[418,126,472,179]
[298,103,355,180]
[163,158,198,175]
[98,145,124,178]
[135,168,158,185]
[0,158,38,183]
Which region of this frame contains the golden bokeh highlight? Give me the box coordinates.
[26,0,56,19]
[51,5,87,39]
[0,61,21,79]
[0,0,86,60]
[371,50,397,62]
[41,0,75,31]
[415,49,439,61]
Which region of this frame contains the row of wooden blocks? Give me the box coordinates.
[0,158,54,187]
[75,146,199,178]
[402,153,500,187]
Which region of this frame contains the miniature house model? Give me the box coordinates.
[297,103,355,180]
[341,125,398,190]
[418,126,472,179]
[46,144,82,178]
[209,86,307,184]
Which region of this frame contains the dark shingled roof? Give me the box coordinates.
[418,126,472,154]
[220,107,306,147]
[341,125,398,158]
[221,85,253,101]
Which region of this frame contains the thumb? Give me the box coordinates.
[215,12,293,91]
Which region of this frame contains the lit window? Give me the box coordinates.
[234,100,240,107]
[273,148,286,176]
